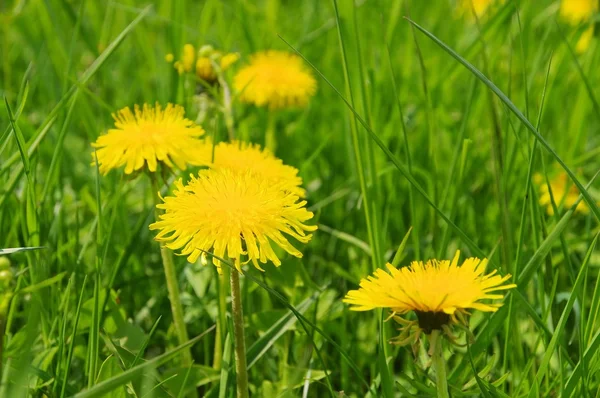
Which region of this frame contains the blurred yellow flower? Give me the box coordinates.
[92,103,205,175]
[534,172,589,215]
[168,44,240,82]
[170,44,196,75]
[560,0,597,52]
[196,53,240,82]
[344,251,515,333]
[458,0,502,19]
[205,140,305,197]
[182,44,196,72]
[460,0,495,18]
[234,50,317,109]
[196,57,216,81]
[560,0,597,24]
[150,168,317,272]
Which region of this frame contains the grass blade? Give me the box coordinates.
[218,333,232,398]
[74,326,215,398]
[527,232,599,396]
[405,17,600,223]
[3,98,30,176]
[0,247,45,255]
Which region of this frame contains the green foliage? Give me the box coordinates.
[2,0,600,396]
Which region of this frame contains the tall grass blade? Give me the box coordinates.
[73,326,216,398]
[405,17,600,223]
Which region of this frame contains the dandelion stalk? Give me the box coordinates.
[265,111,277,153]
[429,330,449,398]
[229,263,249,398]
[150,174,192,368]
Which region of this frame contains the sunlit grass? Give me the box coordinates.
[1,0,600,396]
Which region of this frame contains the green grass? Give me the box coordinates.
[2,0,600,396]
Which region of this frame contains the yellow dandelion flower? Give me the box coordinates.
[559,0,597,52]
[204,140,306,197]
[196,57,217,81]
[458,0,503,19]
[534,172,589,216]
[344,251,515,333]
[234,50,317,110]
[92,103,205,175]
[182,43,195,73]
[149,168,317,272]
[165,53,174,63]
[560,0,597,24]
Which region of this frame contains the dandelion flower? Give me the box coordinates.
[204,140,305,197]
[149,168,317,272]
[234,50,317,109]
[344,251,515,334]
[92,103,205,175]
[559,0,597,52]
[165,53,174,63]
[458,0,502,19]
[534,172,589,216]
[560,0,597,24]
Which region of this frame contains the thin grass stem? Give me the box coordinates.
[229,262,249,398]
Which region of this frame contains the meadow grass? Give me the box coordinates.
[1,0,600,396]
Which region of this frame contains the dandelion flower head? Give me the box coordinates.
[92,103,205,175]
[344,251,516,333]
[234,50,317,109]
[560,0,597,24]
[201,140,305,197]
[149,168,317,272]
[534,172,589,216]
[458,0,502,19]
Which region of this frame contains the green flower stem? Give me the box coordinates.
[430,330,449,398]
[265,111,277,153]
[150,175,192,369]
[230,265,249,398]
